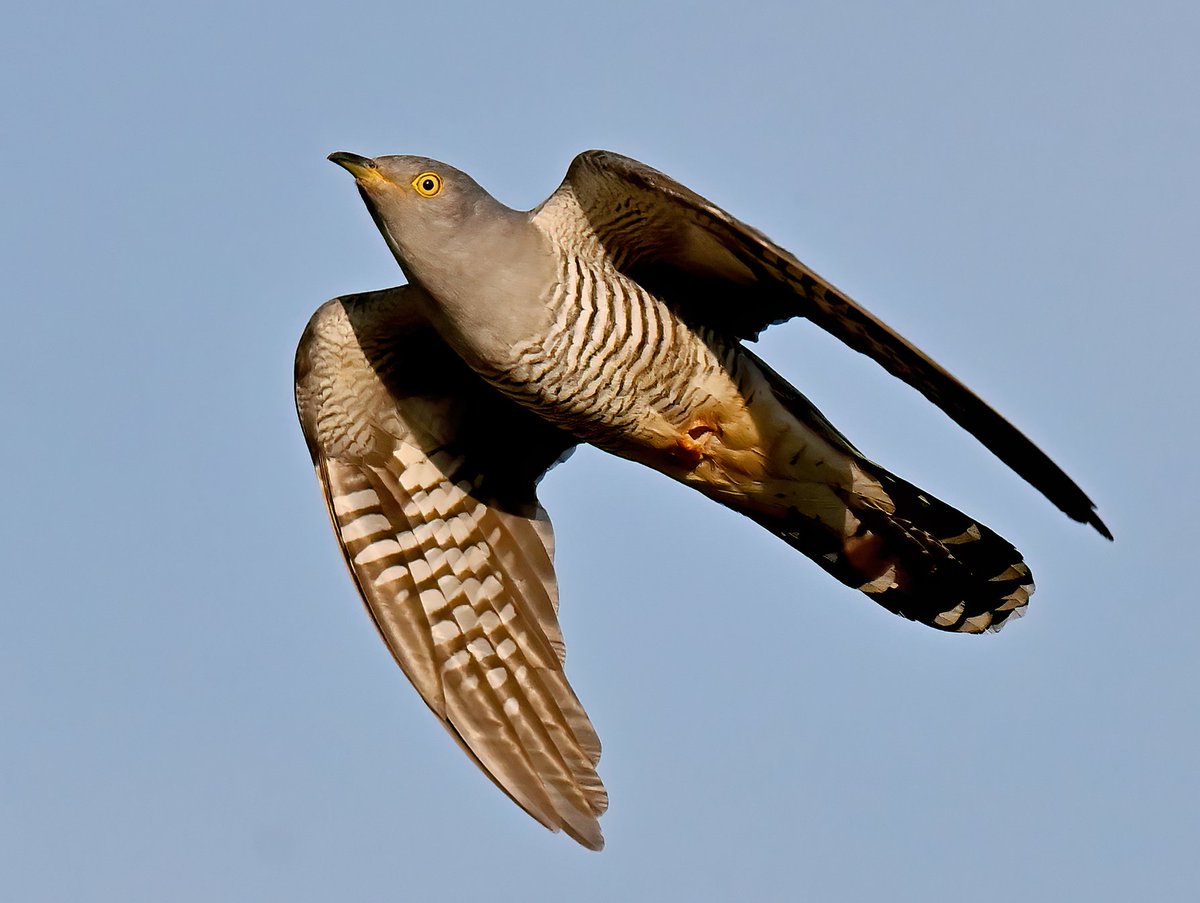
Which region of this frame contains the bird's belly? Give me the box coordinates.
[489,310,819,491]
[485,288,735,451]
[474,265,867,519]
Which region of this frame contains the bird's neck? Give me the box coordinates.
[398,207,558,370]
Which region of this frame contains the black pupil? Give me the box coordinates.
[422,179,435,191]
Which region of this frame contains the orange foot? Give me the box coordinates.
[669,421,718,468]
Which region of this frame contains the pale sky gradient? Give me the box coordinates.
[3,2,1197,900]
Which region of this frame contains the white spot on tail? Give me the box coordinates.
[989,563,1030,581]
[960,612,993,633]
[996,597,1023,613]
[933,602,966,627]
[942,524,983,545]
[860,565,898,594]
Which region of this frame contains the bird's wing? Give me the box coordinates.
[535,149,1109,539]
[295,287,606,850]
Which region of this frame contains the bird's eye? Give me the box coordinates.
[412,172,443,197]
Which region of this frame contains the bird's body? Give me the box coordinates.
[389,165,888,545]
[492,256,874,537]
[297,149,1109,850]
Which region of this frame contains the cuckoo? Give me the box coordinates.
[295,149,1109,850]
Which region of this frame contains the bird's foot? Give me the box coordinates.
[670,421,719,468]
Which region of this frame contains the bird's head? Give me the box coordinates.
[328,152,509,282]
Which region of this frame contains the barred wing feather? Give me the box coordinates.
[295,287,605,849]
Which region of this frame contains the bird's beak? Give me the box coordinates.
[328,151,382,182]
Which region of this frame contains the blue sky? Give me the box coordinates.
[3,2,1197,900]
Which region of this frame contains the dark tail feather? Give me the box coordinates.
[746,468,1034,634]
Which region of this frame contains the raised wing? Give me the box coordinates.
[535,150,1110,539]
[295,287,606,849]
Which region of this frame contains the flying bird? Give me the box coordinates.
[295,149,1109,850]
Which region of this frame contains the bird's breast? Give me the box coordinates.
[469,257,769,473]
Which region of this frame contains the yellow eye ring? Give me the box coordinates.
[412,172,443,197]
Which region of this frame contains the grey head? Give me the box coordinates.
[328,151,556,360]
[328,152,537,293]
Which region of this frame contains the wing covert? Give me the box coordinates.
[295,287,605,849]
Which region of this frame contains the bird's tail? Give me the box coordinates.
[747,466,1033,632]
[733,352,1034,634]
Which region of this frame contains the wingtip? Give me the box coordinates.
[1089,511,1114,541]
[563,821,605,852]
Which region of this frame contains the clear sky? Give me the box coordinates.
[3,2,1197,900]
